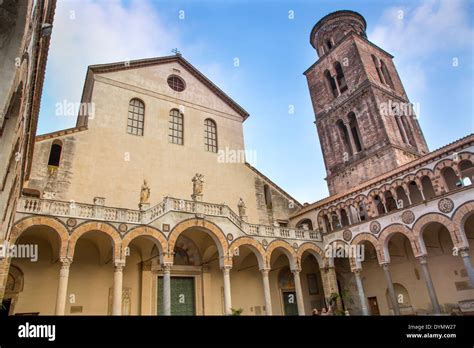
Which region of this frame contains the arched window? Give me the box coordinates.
[47,140,62,167]
[324,70,338,98]
[373,195,385,215]
[340,209,349,226]
[334,62,347,93]
[348,112,363,152]
[395,186,409,208]
[336,120,352,156]
[204,118,217,153]
[384,191,397,212]
[401,116,415,146]
[169,109,184,145]
[460,160,473,186]
[395,116,408,144]
[380,60,394,88]
[421,176,436,200]
[296,219,313,230]
[264,184,272,209]
[408,181,423,204]
[372,55,384,83]
[127,98,145,136]
[325,39,333,50]
[442,167,460,191]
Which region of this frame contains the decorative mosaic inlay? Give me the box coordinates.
[343,229,352,241]
[226,233,234,241]
[66,218,77,227]
[401,210,415,224]
[118,223,128,233]
[292,243,298,250]
[262,239,268,247]
[438,198,454,213]
[370,221,381,234]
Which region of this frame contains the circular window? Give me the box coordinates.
[167,75,186,92]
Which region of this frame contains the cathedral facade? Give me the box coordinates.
[1,10,473,316]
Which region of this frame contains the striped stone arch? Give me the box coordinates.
[68,222,122,261]
[380,183,391,193]
[378,223,421,263]
[10,216,69,258]
[390,179,404,190]
[412,213,465,252]
[402,173,417,185]
[368,188,382,199]
[296,242,324,266]
[455,152,474,172]
[265,239,298,270]
[229,237,266,270]
[415,168,435,180]
[452,201,474,247]
[122,226,168,262]
[350,232,383,264]
[168,218,228,264]
[433,158,458,177]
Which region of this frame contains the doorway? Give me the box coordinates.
[368,296,380,315]
[157,276,196,315]
[282,291,298,316]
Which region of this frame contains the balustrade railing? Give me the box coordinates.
[17,196,322,241]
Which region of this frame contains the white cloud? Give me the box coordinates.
[45,0,182,107]
[369,0,472,96]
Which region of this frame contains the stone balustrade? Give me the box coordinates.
[17,196,322,242]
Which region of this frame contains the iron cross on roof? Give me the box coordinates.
[171,48,181,56]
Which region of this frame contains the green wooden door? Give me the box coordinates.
[282,291,299,316]
[157,277,195,315]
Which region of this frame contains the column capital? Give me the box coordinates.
[162,262,173,273]
[221,265,232,272]
[416,255,428,264]
[59,257,73,267]
[352,267,362,275]
[381,262,390,270]
[259,268,270,275]
[291,267,301,275]
[114,259,126,270]
[458,247,470,257]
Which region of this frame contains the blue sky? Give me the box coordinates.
[38,0,474,203]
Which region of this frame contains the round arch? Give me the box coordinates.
[229,237,266,270]
[296,242,324,266]
[452,201,474,247]
[412,213,464,252]
[122,226,168,262]
[350,232,383,264]
[11,216,69,258]
[168,218,228,264]
[265,240,298,270]
[378,224,420,263]
[68,222,122,261]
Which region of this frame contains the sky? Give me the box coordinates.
[38,0,474,204]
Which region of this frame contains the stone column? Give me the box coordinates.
[344,121,358,155]
[417,256,441,314]
[353,268,369,315]
[346,207,353,225]
[162,263,172,316]
[55,257,72,315]
[460,249,474,287]
[0,257,12,304]
[396,116,409,144]
[292,269,305,315]
[382,263,400,315]
[328,215,334,232]
[260,268,272,315]
[112,260,125,315]
[222,266,232,315]
[402,185,412,205]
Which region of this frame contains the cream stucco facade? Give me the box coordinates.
[1,10,473,317]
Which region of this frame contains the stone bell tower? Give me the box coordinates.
[304,10,429,195]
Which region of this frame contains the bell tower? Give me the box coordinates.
[305,10,429,195]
